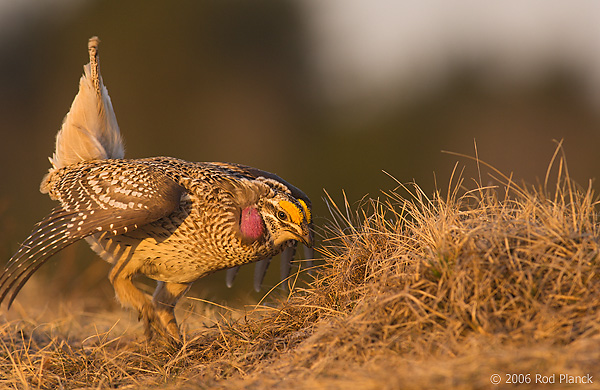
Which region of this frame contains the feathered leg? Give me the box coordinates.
[152,281,191,342]
[108,265,161,341]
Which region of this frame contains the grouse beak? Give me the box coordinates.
[298,230,313,248]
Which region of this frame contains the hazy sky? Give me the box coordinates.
[3,0,600,108]
[303,0,600,107]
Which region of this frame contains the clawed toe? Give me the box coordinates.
[138,304,182,346]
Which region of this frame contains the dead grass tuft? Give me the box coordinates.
[1,148,599,388]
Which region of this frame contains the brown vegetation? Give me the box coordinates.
[1,151,599,389]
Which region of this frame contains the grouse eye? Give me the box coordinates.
[277,211,288,221]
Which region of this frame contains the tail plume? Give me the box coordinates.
[49,36,124,170]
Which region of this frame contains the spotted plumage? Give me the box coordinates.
[1,37,313,343]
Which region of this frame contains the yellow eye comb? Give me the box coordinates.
[298,199,311,224]
[279,200,303,225]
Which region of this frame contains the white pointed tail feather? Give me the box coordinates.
[49,37,123,170]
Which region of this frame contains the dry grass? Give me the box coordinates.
[1,149,600,389]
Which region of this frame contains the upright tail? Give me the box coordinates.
[48,36,124,172]
[0,37,127,308]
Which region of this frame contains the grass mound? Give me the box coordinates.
[1,151,599,389]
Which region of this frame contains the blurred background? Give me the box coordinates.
[1,0,600,312]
